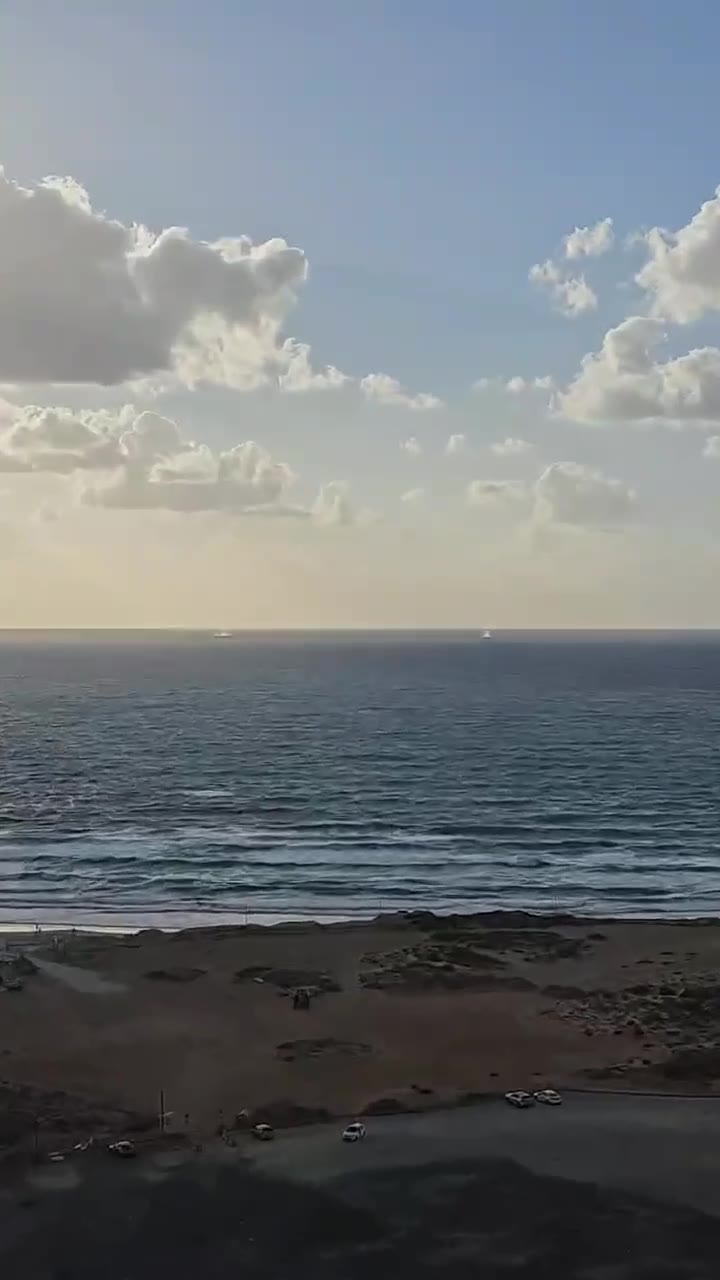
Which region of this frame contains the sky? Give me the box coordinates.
[2,0,720,626]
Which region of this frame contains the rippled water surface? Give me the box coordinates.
[1,630,719,925]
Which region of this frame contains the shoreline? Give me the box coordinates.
[4,903,720,938]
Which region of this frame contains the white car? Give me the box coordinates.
[504,1091,535,1109]
[534,1089,562,1106]
[108,1140,136,1158]
[342,1121,366,1143]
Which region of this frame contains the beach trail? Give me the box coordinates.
[30,955,126,995]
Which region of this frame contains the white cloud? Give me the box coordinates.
[703,435,720,458]
[277,339,351,393]
[401,487,425,503]
[0,165,307,387]
[0,164,446,407]
[467,461,636,531]
[84,430,298,516]
[564,217,614,260]
[3,401,352,525]
[562,280,600,317]
[636,187,720,323]
[312,481,354,526]
[467,479,527,507]
[0,404,135,472]
[474,375,554,396]
[533,462,635,527]
[559,315,720,424]
[504,373,556,391]
[446,433,466,456]
[505,376,527,394]
[504,375,554,395]
[491,437,532,457]
[361,373,442,411]
[402,436,422,456]
[529,260,598,316]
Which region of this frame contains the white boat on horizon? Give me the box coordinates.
[482,629,492,639]
[212,631,232,639]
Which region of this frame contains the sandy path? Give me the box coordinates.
[30,956,126,995]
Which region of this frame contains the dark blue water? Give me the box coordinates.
[0,631,719,927]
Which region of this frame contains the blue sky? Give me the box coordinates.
[4,0,719,390]
[1,1,720,624]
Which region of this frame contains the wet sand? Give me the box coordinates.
[3,910,720,1153]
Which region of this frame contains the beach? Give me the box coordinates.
[3,909,720,1155]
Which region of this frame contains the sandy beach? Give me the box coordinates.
[3,909,720,1154]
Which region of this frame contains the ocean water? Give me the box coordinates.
[0,630,719,928]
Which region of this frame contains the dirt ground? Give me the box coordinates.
[3,911,720,1148]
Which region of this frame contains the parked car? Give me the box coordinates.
[534,1089,562,1105]
[251,1123,274,1141]
[342,1121,366,1143]
[108,1140,136,1158]
[504,1091,535,1109]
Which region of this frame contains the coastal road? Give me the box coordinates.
[247,1091,720,1217]
[5,1093,720,1277]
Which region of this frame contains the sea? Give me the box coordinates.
[0,630,719,929]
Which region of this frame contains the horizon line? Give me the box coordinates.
[0,626,719,635]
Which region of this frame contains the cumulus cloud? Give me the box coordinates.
[446,433,466,456]
[474,375,554,396]
[559,315,720,424]
[504,375,554,394]
[533,462,635,527]
[529,260,597,316]
[564,217,614,260]
[0,404,134,473]
[0,164,446,407]
[401,487,425,503]
[0,165,307,387]
[84,426,297,516]
[636,187,720,323]
[277,340,351,393]
[506,376,528,394]
[491,437,532,457]
[0,400,354,526]
[467,462,636,531]
[361,373,442,411]
[312,481,354,526]
[402,436,422,456]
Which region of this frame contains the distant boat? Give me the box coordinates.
[212,631,232,639]
[482,630,492,639]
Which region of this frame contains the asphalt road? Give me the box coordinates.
[248,1091,720,1216]
[4,1093,720,1278]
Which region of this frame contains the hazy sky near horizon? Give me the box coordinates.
[2,0,720,626]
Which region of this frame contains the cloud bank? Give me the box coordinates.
[0,168,306,387]
[468,463,636,529]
